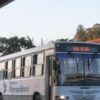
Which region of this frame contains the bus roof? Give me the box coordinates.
[0,43,54,62]
[56,41,100,46]
[0,41,99,62]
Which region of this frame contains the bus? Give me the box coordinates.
[0,42,100,100]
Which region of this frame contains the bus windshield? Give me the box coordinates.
[56,53,100,86]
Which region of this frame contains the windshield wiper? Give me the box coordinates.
[65,74,83,80]
[85,73,100,79]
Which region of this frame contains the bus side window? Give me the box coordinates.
[21,57,25,77]
[33,54,37,64]
[0,62,5,80]
[12,60,16,78]
[35,53,44,76]
[38,53,44,75]
[32,54,37,76]
[5,61,8,79]
[35,64,43,76]
[15,58,21,78]
[24,56,31,77]
[8,60,12,79]
[37,53,44,64]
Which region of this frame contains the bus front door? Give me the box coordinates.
[46,56,54,100]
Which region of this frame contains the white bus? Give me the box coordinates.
[0,42,100,100]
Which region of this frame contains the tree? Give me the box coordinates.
[74,24,100,42]
[3,36,20,55]
[75,25,86,41]
[19,36,35,49]
[0,36,35,56]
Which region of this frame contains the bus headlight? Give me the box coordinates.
[55,95,69,100]
[60,95,65,99]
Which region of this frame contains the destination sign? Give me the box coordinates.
[55,43,100,53]
[72,47,90,52]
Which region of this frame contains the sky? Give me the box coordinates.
[0,0,100,45]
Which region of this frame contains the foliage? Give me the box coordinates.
[74,24,100,41]
[74,25,86,41]
[0,36,35,55]
[56,38,69,42]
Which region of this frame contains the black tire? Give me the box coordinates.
[0,93,3,100]
[35,95,41,100]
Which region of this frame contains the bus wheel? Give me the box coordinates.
[34,94,41,100]
[0,93,3,100]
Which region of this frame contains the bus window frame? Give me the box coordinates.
[32,52,45,77]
